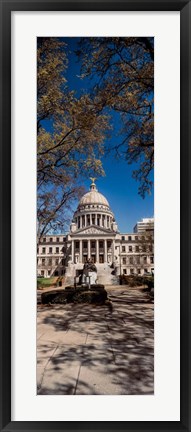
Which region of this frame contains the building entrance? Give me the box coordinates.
[83,255,87,263]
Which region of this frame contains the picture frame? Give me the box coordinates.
[0,0,190,430]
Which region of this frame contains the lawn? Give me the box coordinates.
[37,277,58,289]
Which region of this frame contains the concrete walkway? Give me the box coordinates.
[37,285,154,395]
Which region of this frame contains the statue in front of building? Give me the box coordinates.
[82,259,97,286]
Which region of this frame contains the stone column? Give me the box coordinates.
[79,240,82,263]
[88,239,91,259]
[104,239,107,263]
[95,214,97,226]
[96,239,99,263]
[111,240,115,264]
[71,240,74,263]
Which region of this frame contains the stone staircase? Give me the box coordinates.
[65,263,119,286]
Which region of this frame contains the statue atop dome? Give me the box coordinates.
[90,177,96,184]
[90,177,97,192]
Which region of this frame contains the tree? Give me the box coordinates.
[37,37,110,238]
[77,37,154,197]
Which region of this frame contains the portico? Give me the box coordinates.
[70,237,115,264]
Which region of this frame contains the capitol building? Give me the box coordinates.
[37,180,154,284]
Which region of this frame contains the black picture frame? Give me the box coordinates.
[0,0,190,431]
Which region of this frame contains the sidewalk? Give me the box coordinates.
[37,285,154,395]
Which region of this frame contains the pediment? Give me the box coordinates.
[75,226,111,235]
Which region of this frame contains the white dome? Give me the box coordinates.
[79,190,109,206]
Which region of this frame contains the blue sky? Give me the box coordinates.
[63,37,154,233]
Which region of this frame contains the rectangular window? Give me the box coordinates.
[42,247,46,254]
[56,237,59,242]
[135,245,139,252]
[56,247,59,253]
[143,257,147,263]
[123,269,127,274]
[48,258,52,265]
[135,236,138,241]
[136,256,140,264]
[49,247,52,253]
[43,238,46,243]
[42,258,45,266]
[75,241,79,249]
[137,268,141,274]
[83,241,87,248]
[55,259,59,265]
[50,237,53,243]
[48,270,51,276]
[130,268,134,275]
[122,257,126,264]
[128,236,132,241]
[41,270,44,276]
[129,246,132,252]
[122,236,125,241]
[122,246,126,252]
[129,257,133,264]
[61,259,64,265]
[150,256,154,263]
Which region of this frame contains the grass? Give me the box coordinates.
[37,277,58,289]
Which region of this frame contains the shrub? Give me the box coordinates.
[41,285,108,305]
[72,289,107,304]
[120,274,154,289]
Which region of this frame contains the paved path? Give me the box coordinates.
[37,285,154,395]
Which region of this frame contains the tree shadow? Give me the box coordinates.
[37,287,154,395]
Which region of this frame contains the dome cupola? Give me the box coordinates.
[79,178,109,207]
[70,179,118,233]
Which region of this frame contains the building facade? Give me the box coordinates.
[37,180,154,283]
[134,217,154,233]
